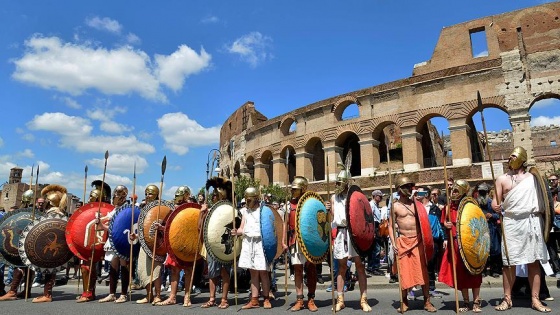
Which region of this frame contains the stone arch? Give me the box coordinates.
[280,115,297,136]
[372,120,402,165]
[332,95,361,121]
[304,137,325,181]
[415,113,449,168]
[245,155,255,178]
[529,93,560,158]
[529,92,560,111]
[467,98,511,162]
[280,145,296,184]
[261,150,273,186]
[335,131,361,177]
[234,161,241,178]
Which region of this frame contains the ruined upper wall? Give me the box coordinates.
[220,101,267,148]
[413,2,560,76]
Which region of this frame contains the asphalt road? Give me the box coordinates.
[1,283,560,315]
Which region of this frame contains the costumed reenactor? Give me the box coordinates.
[477,183,502,277]
[0,191,36,301]
[155,185,198,307]
[98,185,130,303]
[233,187,273,309]
[77,180,111,303]
[439,180,483,312]
[283,176,318,312]
[200,177,234,309]
[134,184,164,304]
[32,184,68,303]
[491,147,551,312]
[388,176,436,313]
[330,166,371,312]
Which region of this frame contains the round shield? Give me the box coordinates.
[260,204,283,264]
[108,204,141,261]
[65,202,114,262]
[457,197,490,275]
[414,200,435,262]
[138,200,174,262]
[19,214,73,272]
[296,191,329,264]
[0,208,40,267]
[203,201,242,265]
[528,166,554,242]
[164,203,202,267]
[346,186,375,257]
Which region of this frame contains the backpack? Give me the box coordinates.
[428,204,444,241]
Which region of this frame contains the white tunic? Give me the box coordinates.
[238,206,267,270]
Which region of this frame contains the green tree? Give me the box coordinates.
[261,183,289,203]
[234,175,261,204]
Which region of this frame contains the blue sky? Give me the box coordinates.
[0,1,558,200]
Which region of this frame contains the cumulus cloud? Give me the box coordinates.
[531,115,560,127]
[226,32,273,68]
[27,112,155,154]
[54,95,82,109]
[16,149,34,158]
[87,106,132,134]
[86,153,148,174]
[85,16,122,34]
[155,45,211,91]
[201,15,219,24]
[126,33,141,45]
[157,112,220,155]
[12,35,212,102]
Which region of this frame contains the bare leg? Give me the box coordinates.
[354,257,367,295]
[336,258,348,294]
[293,264,304,296]
[155,267,178,305]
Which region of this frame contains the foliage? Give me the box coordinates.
[261,183,290,203]
[233,175,289,204]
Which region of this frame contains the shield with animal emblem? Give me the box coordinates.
[528,166,554,242]
[414,200,435,262]
[203,201,242,265]
[65,202,114,262]
[260,204,283,264]
[109,204,141,261]
[19,214,74,272]
[164,203,203,267]
[0,208,39,267]
[296,191,329,264]
[457,196,490,275]
[138,200,174,262]
[346,185,375,257]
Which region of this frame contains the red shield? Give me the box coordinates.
[65,202,113,262]
[414,200,434,262]
[346,186,375,257]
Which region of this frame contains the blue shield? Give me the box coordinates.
[260,204,281,264]
[109,204,141,260]
[296,192,329,264]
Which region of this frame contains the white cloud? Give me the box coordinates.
[157,112,220,155]
[226,32,273,68]
[12,35,212,102]
[54,95,82,109]
[532,98,559,109]
[126,33,141,45]
[27,112,155,154]
[155,45,212,91]
[21,133,35,142]
[201,15,219,24]
[16,149,34,158]
[87,107,132,134]
[531,115,560,127]
[86,153,148,174]
[85,16,122,34]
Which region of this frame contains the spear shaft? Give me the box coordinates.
[128,163,136,301]
[149,156,166,302]
[25,165,39,301]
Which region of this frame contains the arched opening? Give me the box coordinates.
[234,161,241,178]
[529,96,560,158]
[471,107,512,161]
[280,116,297,136]
[281,146,296,184]
[341,103,360,121]
[336,132,361,177]
[418,116,449,167]
[305,137,325,181]
[245,156,255,179]
[374,123,403,169]
[261,151,273,186]
[289,121,297,133]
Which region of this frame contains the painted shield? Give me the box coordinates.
[457,197,490,275]
[108,204,141,261]
[528,166,554,242]
[414,200,435,262]
[19,214,73,272]
[296,191,329,264]
[203,201,242,265]
[0,208,39,267]
[164,203,202,267]
[346,186,375,257]
[260,204,283,264]
[138,200,175,262]
[65,202,113,262]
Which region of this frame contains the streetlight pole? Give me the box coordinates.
[206,149,222,201]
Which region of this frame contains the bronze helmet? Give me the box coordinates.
[509,146,528,170]
[395,175,414,198]
[244,187,260,208]
[91,180,111,203]
[112,185,128,207]
[41,184,68,213]
[291,176,308,199]
[174,185,191,205]
[145,185,159,202]
[22,189,34,204]
[451,179,470,201]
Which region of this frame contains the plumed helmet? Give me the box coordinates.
[336,169,351,183]
[41,184,68,211]
[244,187,259,198]
[509,146,528,170]
[206,177,233,202]
[22,189,34,203]
[395,175,414,189]
[91,180,111,203]
[291,176,308,191]
[451,179,470,201]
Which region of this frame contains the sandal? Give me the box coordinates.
[424,302,437,313]
[218,299,229,309]
[183,298,192,307]
[494,296,512,311]
[532,299,551,313]
[201,299,216,308]
[459,300,470,313]
[396,303,409,313]
[154,298,176,306]
[472,298,482,313]
[151,296,162,305]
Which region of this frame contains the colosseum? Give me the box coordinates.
[218,2,560,196]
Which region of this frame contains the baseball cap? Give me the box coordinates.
[371,190,384,197]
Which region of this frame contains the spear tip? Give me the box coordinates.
[104,150,109,159]
[161,156,167,175]
[477,91,484,112]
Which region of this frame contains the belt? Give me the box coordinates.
[244,235,262,241]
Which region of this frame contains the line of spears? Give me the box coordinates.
[0,92,555,313]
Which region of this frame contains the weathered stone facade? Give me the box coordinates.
[219,3,560,195]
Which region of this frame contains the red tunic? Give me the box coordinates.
[439,202,482,290]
